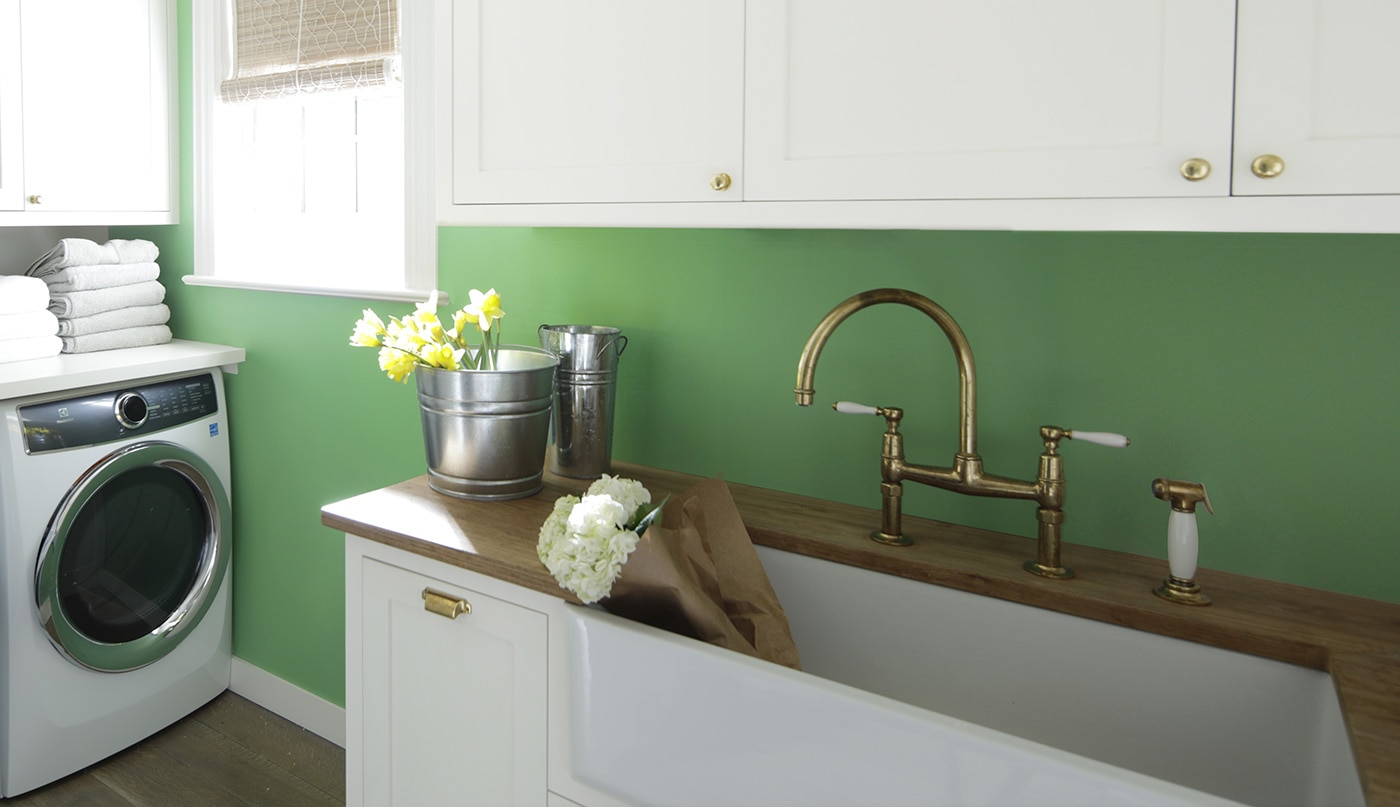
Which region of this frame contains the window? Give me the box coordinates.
[191,0,435,300]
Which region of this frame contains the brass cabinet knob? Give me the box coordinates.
[709,172,732,192]
[1179,158,1212,182]
[27,194,42,205]
[422,588,471,619]
[1250,154,1285,179]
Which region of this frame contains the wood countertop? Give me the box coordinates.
[322,461,1400,806]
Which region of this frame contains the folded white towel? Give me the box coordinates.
[42,262,161,293]
[56,304,170,337]
[0,335,63,364]
[60,325,172,354]
[26,238,160,277]
[48,281,166,318]
[0,275,50,314]
[0,310,60,340]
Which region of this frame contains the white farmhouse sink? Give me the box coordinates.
[565,545,1363,807]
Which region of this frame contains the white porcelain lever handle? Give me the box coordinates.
[1066,430,1130,448]
[833,401,880,416]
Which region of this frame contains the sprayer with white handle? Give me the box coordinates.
[1150,477,1215,605]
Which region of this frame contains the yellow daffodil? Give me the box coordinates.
[349,309,387,347]
[350,288,507,380]
[420,343,460,370]
[463,288,505,332]
[378,345,420,383]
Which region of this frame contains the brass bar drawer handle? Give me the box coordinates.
[422,588,471,619]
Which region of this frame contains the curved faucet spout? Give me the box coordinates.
[794,288,978,457]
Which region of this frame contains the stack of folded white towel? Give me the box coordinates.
[26,238,172,354]
[0,275,63,365]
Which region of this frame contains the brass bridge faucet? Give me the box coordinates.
[794,288,1128,579]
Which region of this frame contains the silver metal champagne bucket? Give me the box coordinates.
[538,324,627,479]
[415,346,558,500]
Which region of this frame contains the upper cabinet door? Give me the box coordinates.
[0,0,21,212]
[448,0,744,204]
[1234,0,1400,196]
[744,0,1237,201]
[18,0,173,214]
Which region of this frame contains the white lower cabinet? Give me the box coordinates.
[352,553,547,806]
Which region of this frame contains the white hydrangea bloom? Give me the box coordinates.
[536,488,645,604]
[566,494,630,540]
[587,474,651,518]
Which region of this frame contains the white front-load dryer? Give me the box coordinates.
[0,369,233,797]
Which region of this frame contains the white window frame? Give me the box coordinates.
[189,0,437,302]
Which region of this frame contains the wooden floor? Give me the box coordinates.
[5,691,345,806]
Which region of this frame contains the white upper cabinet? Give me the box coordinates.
[435,0,1400,231]
[1234,0,1400,196]
[744,0,1236,201]
[0,0,21,212]
[1,0,175,224]
[446,0,744,205]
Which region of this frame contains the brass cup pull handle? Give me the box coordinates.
[1179,158,1211,182]
[27,194,42,205]
[1251,154,1285,179]
[422,588,471,619]
[709,172,732,192]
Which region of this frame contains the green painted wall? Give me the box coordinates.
[120,3,1400,707]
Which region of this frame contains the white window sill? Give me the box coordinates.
[181,274,440,304]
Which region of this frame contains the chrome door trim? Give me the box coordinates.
[34,440,230,672]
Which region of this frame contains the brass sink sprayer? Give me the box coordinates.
[794,289,1129,579]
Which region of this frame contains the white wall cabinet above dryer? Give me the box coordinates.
[1233,0,1400,197]
[0,0,22,212]
[0,0,176,226]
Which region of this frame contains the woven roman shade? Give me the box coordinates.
[220,0,400,103]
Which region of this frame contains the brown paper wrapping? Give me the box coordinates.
[601,477,802,670]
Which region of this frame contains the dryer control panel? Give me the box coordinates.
[19,373,219,454]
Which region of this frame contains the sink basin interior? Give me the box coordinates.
[754,545,1363,807]
[565,545,1363,806]
[567,606,1241,807]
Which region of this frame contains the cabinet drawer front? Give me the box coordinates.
[359,557,547,806]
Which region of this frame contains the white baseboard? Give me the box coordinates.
[230,656,347,748]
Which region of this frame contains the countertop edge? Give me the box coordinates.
[0,339,247,400]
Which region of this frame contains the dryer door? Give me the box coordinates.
[34,440,230,672]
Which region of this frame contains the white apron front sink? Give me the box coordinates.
[565,545,1363,807]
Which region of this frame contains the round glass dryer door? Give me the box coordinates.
[34,441,230,672]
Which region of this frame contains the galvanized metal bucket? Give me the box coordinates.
[415,346,559,500]
[538,324,627,479]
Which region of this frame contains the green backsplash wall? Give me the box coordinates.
[131,227,1400,708]
[119,2,1399,709]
